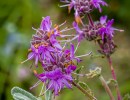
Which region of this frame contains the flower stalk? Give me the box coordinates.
[99,75,115,100]
[107,57,122,100]
[72,81,97,100]
[87,13,94,27]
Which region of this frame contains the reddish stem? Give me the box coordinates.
[87,13,94,27]
[107,57,122,100]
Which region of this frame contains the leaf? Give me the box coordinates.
[78,82,89,90]
[45,90,52,100]
[76,66,84,74]
[75,66,84,83]
[78,82,94,96]
[106,79,117,86]
[11,86,38,100]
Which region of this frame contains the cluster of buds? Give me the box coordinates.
[61,0,123,57]
[22,16,90,96]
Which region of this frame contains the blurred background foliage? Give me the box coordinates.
[0,0,130,100]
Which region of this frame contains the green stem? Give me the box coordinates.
[72,82,97,100]
[99,75,115,100]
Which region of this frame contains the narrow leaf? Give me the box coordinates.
[45,90,52,100]
[75,66,84,83]
[78,82,94,96]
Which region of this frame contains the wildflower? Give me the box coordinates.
[73,21,98,41]
[24,16,92,97]
[95,16,124,56]
[21,45,41,67]
[22,16,74,67]
[90,0,108,12]
[35,67,76,95]
[64,43,81,62]
[98,16,124,41]
[73,22,85,42]
[60,0,107,15]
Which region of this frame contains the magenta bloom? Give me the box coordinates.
[24,16,86,96]
[99,16,122,40]
[22,45,41,67]
[91,0,108,12]
[36,66,76,95]
[60,0,107,15]
[39,45,54,63]
[64,43,81,62]
[40,16,52,32]
[73,22,85,42]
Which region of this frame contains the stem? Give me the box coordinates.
[86,13,94,27]
[99,75,115,100]
[72,82,97,100]
[107,57,122,100]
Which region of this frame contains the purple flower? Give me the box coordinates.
[35,67,76,95]
[60,0,107,16]
[50,35,62,50]
[23,45,42,67]
[91,0,108,12]
[99,16,123,40]
[40,16,52,32]
[64,43,81,62]
[39,45,54,63]
[73,22,85,42]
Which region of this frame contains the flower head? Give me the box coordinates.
[35,66,76,95]
[60,0,108,16]
[23,16,93,96]
[99,16,123,41]
[91,0,108,12]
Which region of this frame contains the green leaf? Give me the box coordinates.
[78,82,94,96]
[75,66,84,83]
[11,86,38,100]
[76,66,84,74]
[45,90,52,100]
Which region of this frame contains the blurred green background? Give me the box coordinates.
[0,0,130,100]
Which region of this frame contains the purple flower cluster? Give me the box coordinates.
[61,0,123,57]
[22,0,123,98]
[73,16,123,56]
[23,16,89,96]
[60,0,107,23]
